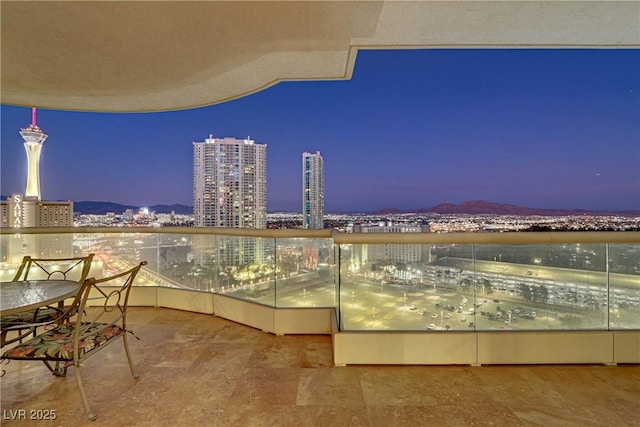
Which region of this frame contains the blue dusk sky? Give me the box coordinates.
[1,49,639,213]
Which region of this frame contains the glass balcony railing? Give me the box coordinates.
[0,228,337,309]
[1,228,638,332]
[338,242,639,331]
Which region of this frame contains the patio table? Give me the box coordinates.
[0,280,81,316]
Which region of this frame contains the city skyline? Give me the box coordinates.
[1,49,639,213]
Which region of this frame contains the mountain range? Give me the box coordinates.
[68,200,639,217]
[373,200,639,217]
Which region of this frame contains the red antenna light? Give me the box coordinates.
[31,107,37,126]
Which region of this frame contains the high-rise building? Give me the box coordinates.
[193,135,267,228]
[302,151,324,229]
[193,135,267,266]
[0,109,73,262]
[5,196,73,228]
[21,107,48,201]
[0,109,73,229]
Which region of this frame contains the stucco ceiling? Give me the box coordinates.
[2,1,639,112]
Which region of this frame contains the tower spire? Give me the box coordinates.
[20,108,48,201]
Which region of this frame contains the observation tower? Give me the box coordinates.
[20,107,48,201]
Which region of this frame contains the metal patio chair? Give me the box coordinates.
[1,254,95,346]
[1,261,146,421]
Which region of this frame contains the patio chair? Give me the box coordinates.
[10,253,95,282]
[1,261,146,421]
[1,254,95,346]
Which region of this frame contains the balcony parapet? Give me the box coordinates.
[333,230,640,245]
[2,227,638,245]
[0,226,333,239]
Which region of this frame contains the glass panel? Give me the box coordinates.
[76,233,150,287]
[472,244,607,331]
[339,243,474,331]
[1,234,38,280]
[422,243,475,331]
[156,233,207,290]
[1,232,76,269]
[274,237,335,308]
[338,242,616,331]
[609,243,640,329]
[214,236,276,306]
[1,233,102,281]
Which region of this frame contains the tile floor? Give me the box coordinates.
[1,307,638,426]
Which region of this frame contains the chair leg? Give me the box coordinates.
[122,333,139,379]
[74,363,97,421]
[42,360,69,377]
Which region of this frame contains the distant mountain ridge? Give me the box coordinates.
[74,201,192,215]
[375,200,640,217]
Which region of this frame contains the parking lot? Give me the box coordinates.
[339,257,638,331]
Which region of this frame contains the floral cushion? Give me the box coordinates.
[2,322,125,361]
[0,306,64,326]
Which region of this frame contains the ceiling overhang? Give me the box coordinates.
[2,1,639,112]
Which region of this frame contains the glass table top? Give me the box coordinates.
[0,280,81,316]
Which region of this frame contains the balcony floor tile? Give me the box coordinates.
[1,307,638,426]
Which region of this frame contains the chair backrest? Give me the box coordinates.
[12,254,95,283]
[74,261,147,335]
